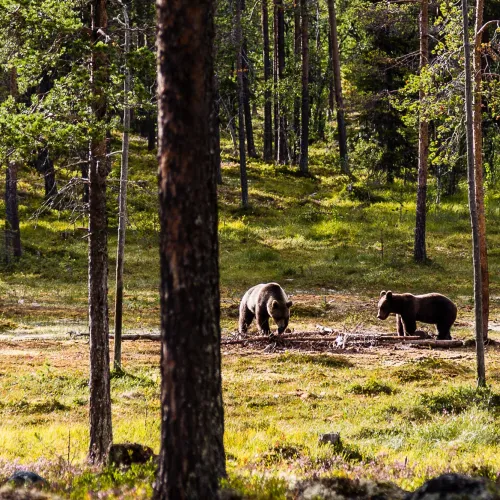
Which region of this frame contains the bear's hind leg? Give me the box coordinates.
[239,306,254,335]
[436,323,452,340]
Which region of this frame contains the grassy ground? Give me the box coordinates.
[1,136,500,497]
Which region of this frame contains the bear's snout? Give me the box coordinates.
[277,326,286,334]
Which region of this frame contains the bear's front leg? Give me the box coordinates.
[256,313,271,335]
[238,306,254,335]
[402,316,417,335]
[396,315,405,336]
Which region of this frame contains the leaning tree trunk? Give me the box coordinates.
[236,0,249,207]
[114,0,131,371]
[88,0,113,464]
[262,0,273,161]
[462,0,486,387]
[414,0,429,263]
[299,0,309,175]
[327,0,348,174]
[154,0,226,497]
[473,0,489,339]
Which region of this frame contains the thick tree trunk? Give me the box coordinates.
[473,0,489,339]
[5,163,21,262]
[236,0,249,207]
[154,0,226,496]
[114,0,131,371]
[299,0,309,175]
[327,0,348,174]
[262,0,273,161]
[414,0,429,263]
[88,0,113,464]
[462,0,486,387]
[242,41,257,158]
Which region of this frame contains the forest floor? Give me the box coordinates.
[2,136,500,497]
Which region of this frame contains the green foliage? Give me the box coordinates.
[347,379,396,396]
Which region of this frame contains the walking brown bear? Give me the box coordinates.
[238,283,292,335]
[377,290,457,340]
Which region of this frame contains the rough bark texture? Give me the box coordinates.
[327,0,348,173]
[242,41,257,158]
[114,0,131,371]
[414,0,429,263]
[299,0,309,175]
[462,0,486,386]
[236,0,249,207]
[473,0,489,339]
[262,0,273,161]
[5,163,21,262]
[154,0,226,497]
[88,0,113,464]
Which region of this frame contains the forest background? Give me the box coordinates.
[1,0,500,497]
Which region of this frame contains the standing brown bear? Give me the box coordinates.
[377,290,457,340]
[238,283,292,335]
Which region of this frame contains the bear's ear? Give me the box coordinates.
[386,291,392,300]
[286,300,293,308]
[380,290,386,297]
[272,300,279,310]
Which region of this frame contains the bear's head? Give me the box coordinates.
[377,290,393,320]
[269,299,293,334]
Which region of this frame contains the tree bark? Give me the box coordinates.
[88,0,113,464]
[154,0,226,496]
[236,0,249,207]
[473,0,489,339]
[213,76,223,185]
[242,41,257,158]
[35,149,58,200]
[114,0,131,372]
[262,0,273,161]
[299,0,309,175]
[327,0,349,174]
[414,0,429,263]
[274,0,287,164]
[462,0,486,387]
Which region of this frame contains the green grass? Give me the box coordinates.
[1,135,500,496]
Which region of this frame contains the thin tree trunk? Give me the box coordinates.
[236,0,249,207]
[88,0,113,464]
[213,76,223,185]
[462,0,486,387]
[327,0,348,174]
[36,149,58,200]
[262,0,273,161]
[5,163,21,262]
[293,1,301,164]
[274,0,287,164]
[299,0,309,175]
[146,112,156,151]
[273,0,279,161]
[154,0,226,496]
[114,0,131,372]
[473,0,489,339]
[414,0,429,263]
[242,41,257,158]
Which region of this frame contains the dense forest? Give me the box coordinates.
[1,0,500,498]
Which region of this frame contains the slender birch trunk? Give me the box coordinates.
[462,0,486,387]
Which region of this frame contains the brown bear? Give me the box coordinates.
[377,290,457,340]
[238,283,292,335]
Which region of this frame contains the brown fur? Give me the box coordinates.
[377,290,457,340]
[238,283,292,335]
